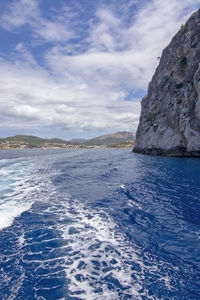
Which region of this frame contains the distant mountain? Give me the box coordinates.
[86,131,135,146]
[69,138,88,144]
[0,132,135,149]
[0,135,69,148]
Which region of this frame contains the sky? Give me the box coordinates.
[0,0,199,139]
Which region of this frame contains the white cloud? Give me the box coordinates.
[1,0,39,29]
[1,0,73,42]
[15,43,37,66]
[0,0,199,137]
[45,0,200,92]
[0,57,140,134]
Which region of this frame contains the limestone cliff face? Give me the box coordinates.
[133,9,200,156]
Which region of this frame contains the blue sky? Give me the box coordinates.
[0,0,199,139]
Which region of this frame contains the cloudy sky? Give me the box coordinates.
[0,0,199,139]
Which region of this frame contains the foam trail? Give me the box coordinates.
[0,158,37,230]
[52,198,155,299]
[0,201,33,230]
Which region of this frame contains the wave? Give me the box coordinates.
[0,158,40,230]
[0,201,33,231]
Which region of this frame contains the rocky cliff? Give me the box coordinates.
[133,9,200,156]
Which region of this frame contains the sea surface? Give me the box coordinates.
[0,149,199,300]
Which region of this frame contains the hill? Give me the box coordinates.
[86,131,135,146]
[0,135,67,144]
[0,132,135,149]
[0,135,69,149]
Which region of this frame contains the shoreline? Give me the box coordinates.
[0,145,133,151]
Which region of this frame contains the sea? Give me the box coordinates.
[0,148,199,300]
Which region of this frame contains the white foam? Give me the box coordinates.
[47,195,177,300]
[127,199,142,209]
[0,158,49,231]
[55,200,146,299]
[9,269,25,300]
[0,168,12,177]
[119,184,126,189]
[18,230,25,247]
[0,201,33,230]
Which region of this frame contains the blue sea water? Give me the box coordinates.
[0,148,200,300]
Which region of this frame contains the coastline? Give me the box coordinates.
[0,144,134,150]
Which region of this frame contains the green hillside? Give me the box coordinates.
[0,135,69,148]
[0,132,135,149]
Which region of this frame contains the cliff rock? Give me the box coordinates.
[133,9,200,156]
